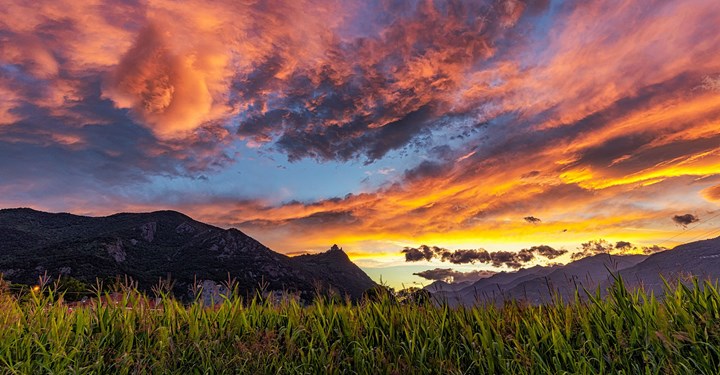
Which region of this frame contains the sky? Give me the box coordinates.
[1,0,720,289]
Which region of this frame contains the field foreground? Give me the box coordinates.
[1,280,719,374]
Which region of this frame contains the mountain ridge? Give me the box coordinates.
[0,208,376,301]
[427,237,720,305]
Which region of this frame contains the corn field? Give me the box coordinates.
[0,278,719,374]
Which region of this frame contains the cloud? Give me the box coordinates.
[525,245,567,259]
[703,185,720,203]
[402,243,567,269]
[402,245,494,265]
[234,0,532,162]
[571,239,667,260]
[0,33,59,79]
[489,251,523,269]
[524,216,541,224]
[698,75,720,92]
[615,241,633,250]
[441,249,492,265]
[521,171,540,179]
[102,23,224,139]
[571,239,614,260]
[413,268,496,283]
[672,214,700,227]
[401,245,437,262]
[641,245,667,255]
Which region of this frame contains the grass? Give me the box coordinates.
[0,278,719,374]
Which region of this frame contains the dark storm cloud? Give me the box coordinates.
[672,214,700,227]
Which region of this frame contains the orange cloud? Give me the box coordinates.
[0,84,21,126]
[703,185,720,203]
[103,22,223,138]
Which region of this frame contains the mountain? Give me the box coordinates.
[610,236,720,296]
[425,280,474,293]
[430,264,560,306]
[292,244,376,300]
[458,265,559,296]
[429,236,720,305]
[0,208,376,301]
[500,254,647,304]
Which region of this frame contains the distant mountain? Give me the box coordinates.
[500,254,647,304]
[611,237,720,296]
[429,236,720,305]
[425,280,474,293]
[430,264,561,305]
[0,208,376,301]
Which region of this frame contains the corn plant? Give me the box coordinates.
[0,277,718,374]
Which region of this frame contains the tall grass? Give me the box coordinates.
[0,278,719,374]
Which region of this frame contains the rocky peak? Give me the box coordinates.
[318,244,351,262]
[291,244,376,300]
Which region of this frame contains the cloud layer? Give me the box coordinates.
[1,0,720,281]
[402,244,567,269]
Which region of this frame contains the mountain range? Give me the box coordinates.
[428,236,720,305]
[3,207,719,306]
[0,208,376,301]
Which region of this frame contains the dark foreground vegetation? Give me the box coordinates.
[0,278,719,374]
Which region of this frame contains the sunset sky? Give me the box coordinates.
[1,0,719,288]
